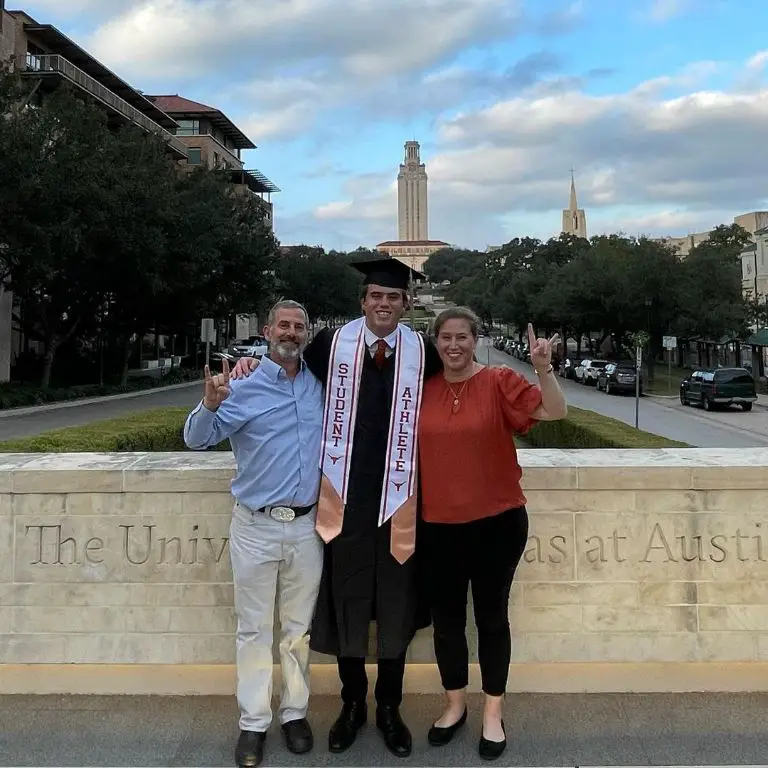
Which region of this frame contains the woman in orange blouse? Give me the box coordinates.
[418,307,566,761]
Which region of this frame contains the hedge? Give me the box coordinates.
[0,408,230,453]
[0,404,686,453]
[526,405,688,448]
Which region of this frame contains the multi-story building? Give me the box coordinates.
[398,141,428,241]
[0,6,190,381]
[2,9,187,158]
[656,211,768,258]
[375,240,450,273]
[0,8,281,379]
[147,95,279,229]
[740,228,768,304]
[377,141,449,273]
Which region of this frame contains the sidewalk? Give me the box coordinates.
[1,692,765,766]
[0,381,200,419]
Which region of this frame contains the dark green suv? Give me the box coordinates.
[679,368,757,411]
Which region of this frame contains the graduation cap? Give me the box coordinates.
[351,258,424,291]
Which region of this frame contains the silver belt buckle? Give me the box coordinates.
[269,506,295,522]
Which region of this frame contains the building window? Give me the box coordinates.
[177,119,200,136]
[187,148,202,165]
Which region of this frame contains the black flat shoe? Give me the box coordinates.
[329,701,367,753]
[235,730,266,768]
[281,718,313,754]
[376,704,412,758]
[478,719,506,761]
[427,708,467,746]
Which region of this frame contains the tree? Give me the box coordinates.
[423,247,484,283]
[1,69,280,387]
[674,224,749,347]
[0,81,120,387]
[275,248,361,323]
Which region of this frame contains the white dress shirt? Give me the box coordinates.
[364,325,397,359]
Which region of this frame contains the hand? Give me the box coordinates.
[528,323,560,373]
[203,359,231,410]
[229,356,259,380]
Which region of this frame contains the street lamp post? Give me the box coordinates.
[631,329,650,430]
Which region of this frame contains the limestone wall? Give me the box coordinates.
[1,449,767,694]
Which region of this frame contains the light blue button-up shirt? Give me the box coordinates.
[183,356,324,511]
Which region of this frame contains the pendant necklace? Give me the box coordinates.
[446,379,469,414]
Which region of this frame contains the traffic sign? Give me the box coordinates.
[662,335,677,350]
[200,318,216,343]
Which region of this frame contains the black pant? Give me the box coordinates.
[337,654,406,707]
[423,506,528,696]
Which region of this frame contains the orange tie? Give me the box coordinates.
[374,339,388,368]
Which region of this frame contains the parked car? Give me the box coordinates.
[679,368,757,411]
[576,359,609,385]
[229,336,268,359]
[596,361,642,395]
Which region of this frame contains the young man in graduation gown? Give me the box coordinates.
[231,258,442,758]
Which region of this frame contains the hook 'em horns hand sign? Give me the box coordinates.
[203,358,231,411]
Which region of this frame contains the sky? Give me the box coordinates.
[17,0,768,251]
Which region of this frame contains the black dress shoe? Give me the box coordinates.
[376,704,412,758]
[235,730,266,768]
[282,718,313,754]
[427,708,467,746]
[329,701,367,753]
[478,719,506,761]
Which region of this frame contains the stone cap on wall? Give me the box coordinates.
[1,448,766,493]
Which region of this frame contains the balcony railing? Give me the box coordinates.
[24,53,188,158]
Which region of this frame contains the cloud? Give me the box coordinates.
[312,54,768,246]
[648,0,692,22]
[746,51,768,73]
[535,1,585,35]
[84,0,537,144]
[301,163,351,180]
[25,0,135,15]
[351,51,563,123]
[88,0,521,81]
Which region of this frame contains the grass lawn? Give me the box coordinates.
[0,404,688,453]
[0,408,230,452]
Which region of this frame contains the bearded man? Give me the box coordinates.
[184,299,325,768]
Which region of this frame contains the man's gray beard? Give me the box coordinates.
[273,341,304,359]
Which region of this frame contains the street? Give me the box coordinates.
[0,383,202,441]
[479,339,768,448]
[3,345,768,447]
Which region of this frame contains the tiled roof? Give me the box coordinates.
[146,94,256,150]
[147,95,219,114]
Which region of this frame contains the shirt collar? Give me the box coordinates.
[364,324,399,349]
[260,354,305,381]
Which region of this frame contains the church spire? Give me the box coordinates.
[569,170,578,211]
[562,171,587,239]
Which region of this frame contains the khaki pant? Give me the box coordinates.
[229,502,324,732]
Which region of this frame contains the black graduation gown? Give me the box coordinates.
[304,326,442,659]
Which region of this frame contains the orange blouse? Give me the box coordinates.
[418,367,542,524]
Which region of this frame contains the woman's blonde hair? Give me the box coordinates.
[433,306,481,339]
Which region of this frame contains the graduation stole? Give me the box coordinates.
[315,316,425,564]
